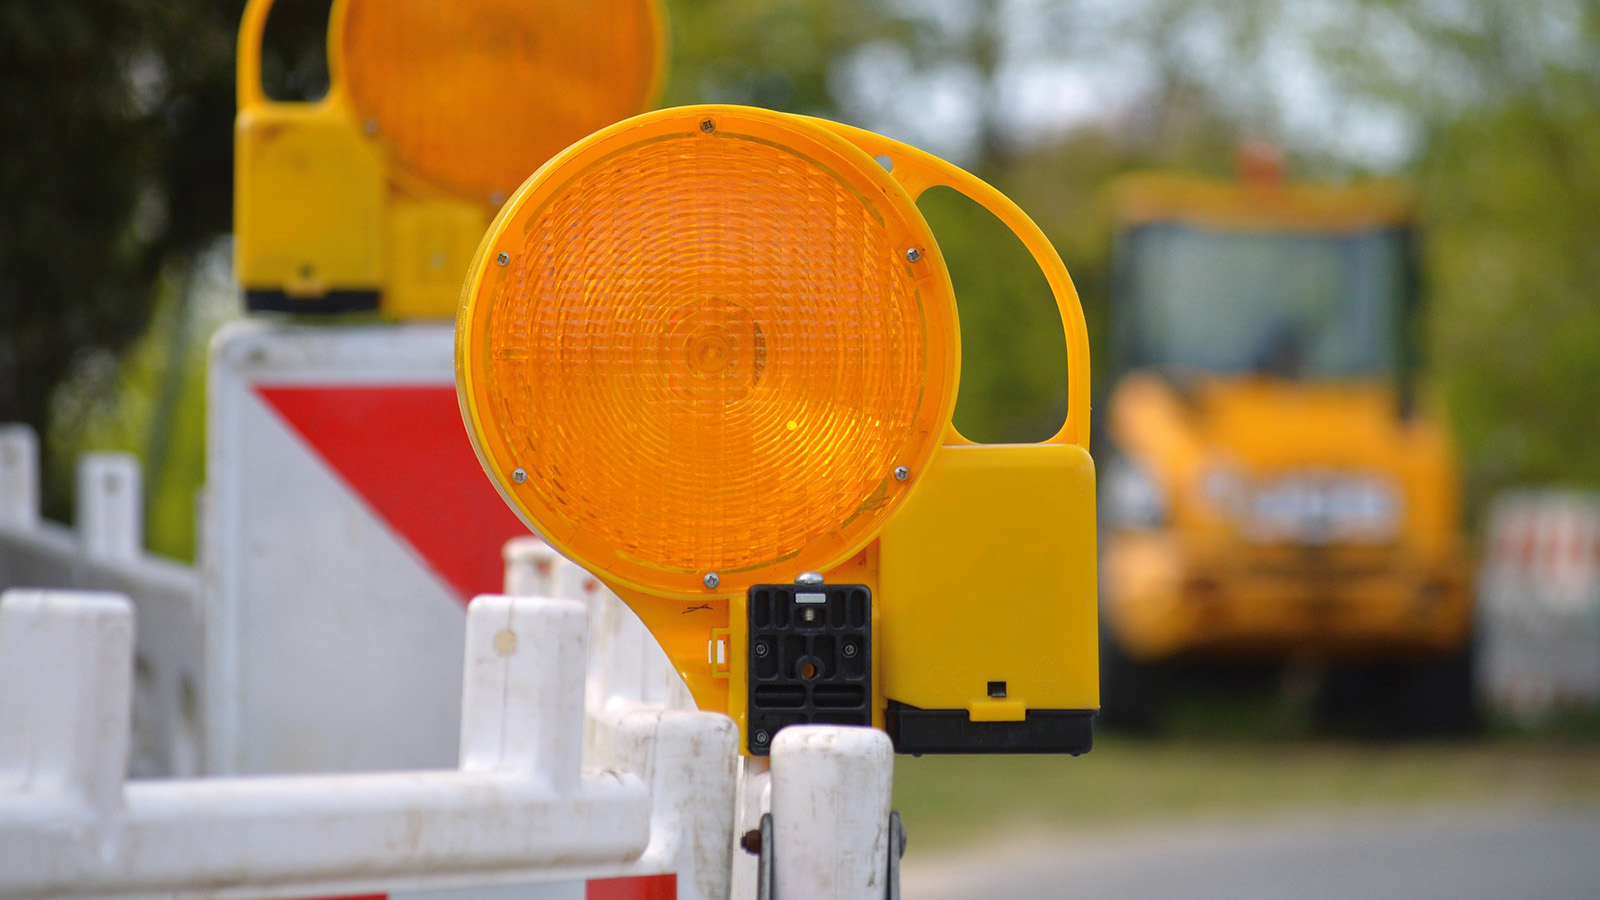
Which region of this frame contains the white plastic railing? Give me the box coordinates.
[0,426,202,779]
[1,427,902,900]
[0,588,741,900]
[503,538,899,900]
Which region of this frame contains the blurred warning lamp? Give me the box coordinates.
[459,106,1101,756]
[233,0,663,318]
[336,0,660,203]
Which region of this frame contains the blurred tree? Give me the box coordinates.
[1,0,325,542]
[1317,0,1600,501]
[0,4,168,489]
[661,0,913,113]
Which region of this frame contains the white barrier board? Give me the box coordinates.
[207,321,534,777]
[1479,490,1600,722]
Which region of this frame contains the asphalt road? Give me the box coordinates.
[901,807,1600,900]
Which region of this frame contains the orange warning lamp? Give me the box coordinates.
[458,106,1099,756]
[234,0,663,317]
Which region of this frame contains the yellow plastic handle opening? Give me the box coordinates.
[237,0,352,113]
[810,119,1092,450]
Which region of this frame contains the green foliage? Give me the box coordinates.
[918,186,1067,444]
[1313,0,1600,505]
[1420,64,1600,503]
[11,0,1598,554]
[660,0,911,113]
[1,4,169,471]
[3,0,324,540]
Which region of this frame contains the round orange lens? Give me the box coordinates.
[335,0,662,203]
[458,108,959,598]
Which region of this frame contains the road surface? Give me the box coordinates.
[901,807,1600,900]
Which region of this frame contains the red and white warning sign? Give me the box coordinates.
[207,321,530,777]
[208,323,680,900]
[1479,491,1600,722]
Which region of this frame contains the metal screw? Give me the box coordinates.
[496,252,510,266]
[511,468,527,484]
[754,729,770,745]
[842,642,858,659]
[894,465,910,482]
[906,247,922,263]
[700,118,716,133]
[363,118,379,135]
[754,642,770,658]
[704,572,721,589]
[795,571,824,586]
[802,608,817,623]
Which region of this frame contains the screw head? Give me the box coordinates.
[795,571,824,586]
[496,252,510,266]
[754,642,770,658]
[703,572,720,589]
[363,118,379,135]
[906,247,922,263]
[894,465,910,482]
[700,118,716,133]
[754,729,770,745]
[511,468,527,484]
[842,642,858,658]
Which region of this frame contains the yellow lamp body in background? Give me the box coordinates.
[459,106,1098,754]
[234,0,664,317]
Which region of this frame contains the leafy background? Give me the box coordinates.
[2,0,1596,558]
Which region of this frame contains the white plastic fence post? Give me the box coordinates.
[76,454,142,562]
[504,536,562,597]
[0,590,133,821]
[459,594,586,789]
[0,425,39,531]
[730,756,772,900]
[613,709,739,900]
[770,726,894,900]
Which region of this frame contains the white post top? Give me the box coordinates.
[0,590,134,820]
[0,425,39,531]
[770,726,895,900]
[77,454,143,562]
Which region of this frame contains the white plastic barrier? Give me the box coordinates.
[770,728,895,900]
[0,426,203,779]
[503,537,694,766]
[0,588,740,900]
[1479,490,1600,722]
[504,541,902,900]
[1,421,906,900]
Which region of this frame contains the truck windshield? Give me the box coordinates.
[1117,223,1409,378]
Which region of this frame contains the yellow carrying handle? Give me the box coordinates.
[810,118,1092,450]
[236,0,349,112]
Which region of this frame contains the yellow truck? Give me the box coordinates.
[1097,158,1475,734]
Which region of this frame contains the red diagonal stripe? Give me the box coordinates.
[587,874,677,899]
[256,385,530,603]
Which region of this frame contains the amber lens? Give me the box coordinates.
[337,0,660,202]
[460,110,957,596]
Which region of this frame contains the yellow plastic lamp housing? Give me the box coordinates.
[233,0,664,318]
[335,0,663,204]
[458,106,959,600]
[462,106,1099,754]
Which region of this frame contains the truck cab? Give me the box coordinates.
[1098,158,1474,732]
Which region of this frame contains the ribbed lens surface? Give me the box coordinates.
[340,0,658,202]
[481,127,940,586]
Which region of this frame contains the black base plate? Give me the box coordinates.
[885,700,1095,755]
